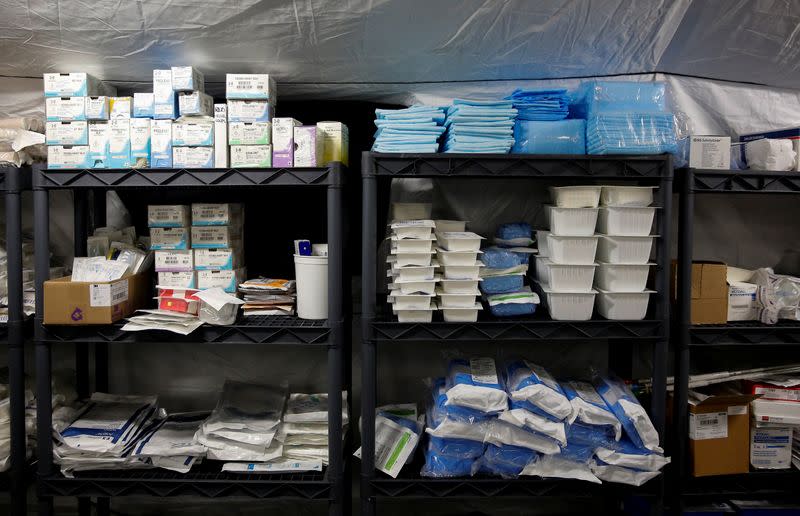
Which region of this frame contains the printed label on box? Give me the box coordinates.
[470,357,498,385]
[89,280,129,307]
[689,412,728,440]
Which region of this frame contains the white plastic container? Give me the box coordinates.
[388,251,435,267]
[536,230,551,257]
[437,232,484,252]
[390,220,436,240]
[389,264,437,282]
[436,288,480,308]
[387,292,435,309]
[549,186,602,208]
[596,235,655,264]
[388,277,439,295]
[595,263,654,292]
[596,289,655,320]
[393,306,435,323]
[546,235,599,265]
[597,207,656,236]
[544,205,599,236]
[538,259,597,292]
[534,255,551,284]
[435,220,467,233]
[294,254,328,320]
[542,287,597,321]
[439,278,481,294]
[600,186,656,207]
[441,302,483,323]
[436,248,482,266]
[442,264,484,280]
[391,237,436,253]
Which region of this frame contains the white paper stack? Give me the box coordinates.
[388,220,439,322]
[275,392,348,466]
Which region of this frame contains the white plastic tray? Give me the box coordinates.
[442,264,484,280]
[544,205,599,236]
[541,286,597,321]
[439,278,482,294]
[388,276,440,295]
[596,235,655,264]
[436,248,483,266]
[546,234,599,264]
[595,262,654,292]
[390,237,436,253]
[440,302,483,322]
[434,220,467,233]
[600,186,656,207]
[392,307,435,323]
[596,289,655,320]
[436,288,480,308]
[387,292,435,309]
[389,262,438,282]
[536,230,551,257]
[549,186,602,208]
[390,219,436,239]
[597,207,656,236]
[437,231,484,252]
[538,259,597,292]
[388,251,436,267]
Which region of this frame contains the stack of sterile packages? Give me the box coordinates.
[441,99,517,154]
[387,220,439,322]
[506,88,586,155]
[434,224,485,323]
[480,223,538,318]
[506,89,569,121]
[416,357,668,485]
[372,106,446,153]
[277,392,349,466]
[238,278,296,316]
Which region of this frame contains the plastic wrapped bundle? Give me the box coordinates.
[593,374,662,453]
[495,222,533,243]
[480,274,525,294]
[521,454,601,483]
[430,377,495,424]
[562,380,622,441]
[586,113,677,155]
[505,361,572,421]
[511,120,586,155]
[570,81,667,118]
[421,442,476,478]
[559,441,597,463]
[441,99,517,153]
[473,443,538,478]
[594,437,670,471]
[505,89,569,121]
[373,106,446,153]
[481,247,526,269]
[444,358,508,415]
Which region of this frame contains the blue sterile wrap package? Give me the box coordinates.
[441,99,517,153]
[505,360,572,421]
[566,420,618,449]
[428,435,486,459]
[594,437,670,471]
[480,274,525,294]
[562,380,622,441]
[421,442,476,478]
[481,247,526,269]
[593,374,662,453]
[484,289,539,317]
[373,106,446,153]
[559,441,597,463]
[430,377,495,424]
[511,119,586,155]
[496,222,532,241]
[586,113,677,155]
[570,81,667,118]
[444,358,508,415]
[505,88,569,121]
[473,443,538,478]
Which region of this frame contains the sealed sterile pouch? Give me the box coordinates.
[498,408,566,446]
[480,274,525,294]
[595,438,670,471]
[133,411,208,457]
[444,358,508,415]
[222,460,323,474]
[430,377,494,423]
[151,455,197,474]
[559,441,597,463]
[496,222,533,241]
[284,444,331,464]
[484,418,561,455]
[428,435,485,459]
[420,443,476,478]
[356,413,421,478]
[506,361,572,421]
[590,461,661,486]
[203,436,283,462]
[593,374,662,453]
[472,443,538,478]
[481,247,525,269]
[284,392,349,425]
[425,416,490,444]
[202,380,285,436]
[562,380,622,440]
[521,454,601,483]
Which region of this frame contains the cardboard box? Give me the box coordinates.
[740,127,800,171]
[194,248,242,270]
[154,250,193,272]
[43,72,103,97]
[109,97,133,119]
[172,119,214,146]
[751,398,800,425]
[230,144,272,167]
[171,66,204,92]
[214,104,228,168]
[148,205,189,228]
[689,136,731,170]
[317,121,349,166]
[228,122,271,145]
[750,422,792,469]
[197,268,245,293]
[43,272,150,325]
[227,100,272,123]
[294,125,322,167]
[746,380,800,402]
[178,91,213,117]
[133,93,154,118]
[687,387,759,476]
[191,203,242,226]
[85,96,111,120]
[272,118,301,167]
[153,70,178,120]
[671,261,728,324]
[107,119,131,168]
[87,122,109,169]
[727,266,759,321]
[172,146,214,168]
[45,97,86,122]
[150,119,172,168]
[47,146,92,169]
[157,271,197,289]
[130,118,151,167]
[45,121,88,146]
[225,74,276,101]
[191,225,242,249]
[150,227,190,250]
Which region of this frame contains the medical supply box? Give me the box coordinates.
[726,266,759,322]
[750,422,792,469]
[225,74,276,101]
[43,272,150,325]
[682,385,759,477]
[191,203,243,226]
[671,261,728,324]
[317,121,349,166]
[740,127,800,171]
[197,268,246,293]
[689,136,731,170]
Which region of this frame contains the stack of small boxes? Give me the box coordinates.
[226,74,276,168]
[387,220,438,322]
[151,203,245,293]
[272,119,349,168]
[170,67,215,169]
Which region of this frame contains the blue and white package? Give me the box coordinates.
[107,119,131,168]
[559,441,597,463]
[484,418,561,455]
[473,443,538,478]
[444,358,508,415]
[45,121,88,145]
[498,408,567,446]
[85,97,111,120]
[594,438,670,471]
[43,72,99,98]
[505,361,572,421]
[481,247,524,269]
[133,93,155,118]
[228,100,273,123]
[130,118,151,167]
[565,420,617,449]
[430,377,494,424]
[562,380,622,440]
[590,461,661,486]
[87,122,109,169]
[372,106,446,153]
[428,435,485,459]
[571,81,667,118]
[485,289,539,317]
[586,113,677,155]
[593,374,662,453]
[480,274,524,294]
[425,415,490,444]
[172,147,214,168]
[505,89,569,121]
[421,443,476,478]
[150,120,173,168]
[172,119,214,147]
[171,66,204,92]
[154,70,178,120]
[521,454,601,483]
[512,119,586,155]
[441,99,517,154]
[47,146,93,169]
[45,97,86,122]
[496,222,532,242]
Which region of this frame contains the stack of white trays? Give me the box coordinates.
[594,186,659,320]
[387,220,438,322]
[434,221,484,322]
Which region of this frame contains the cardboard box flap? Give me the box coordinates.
[49,273,135,285]
[689,384,760,406]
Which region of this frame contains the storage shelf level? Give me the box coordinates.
[688,321,800,346]
[682,470,800,500]
[687,168,800,193]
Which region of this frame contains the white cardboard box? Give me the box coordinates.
[87,122,109,168]
[727,266,759,321]
[228,122,271,145]
[148,205,189,228]
[178,91,213,117]
[133,93,154,118]
[47,146,92,169]
[109,97,133,119]
[227,100,272,123]
[197,268,245,293]
[150,119,173,168]
[214,104,228,168]
[130,118,151,167]
[230,144,272,167]
[172,147,214,168]
[172,119,214,146]
[225,74,276,101]
[43,73,105,97]
[191,226,242,249]
[107,119,131,168]
[45,121,88,146]
[194,248,242,270]
[752,398,800,425]
[150,227,191,250]
[157,271,197,289]
[85,97,111,120]
[171,66,204,92]
[153,70,177,120]
[689,136,732,170]
[191,203,242,226]
[154,250,194,272]
[750,423,793,469]
[45,97,86,122]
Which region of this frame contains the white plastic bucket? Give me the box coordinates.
[294,254,328,320]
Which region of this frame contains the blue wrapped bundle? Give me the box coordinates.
[444,358,508,415]
[473,443,538,478]
[429,377,496,424]
[480,274,525,295]
[505,360,572,421]
[496,222,532,241]
[428,435,486,459]
[559,441,597,463]
[373,105,446,153]
[570,81,667,118]
[505,88,569,121]
[441,99,517,153]
[481,248,525,269]
[511,120,586,155]
[421,443,476,478]
[586,113,677,155]
[484,289,539,317]
[593,374,662,453]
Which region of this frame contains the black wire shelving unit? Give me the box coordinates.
[32,164,348,516]
[673,167,800,511]
[0,166,32,516]
[360,152,674,516]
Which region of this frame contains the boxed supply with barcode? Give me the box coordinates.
[230,144,271,167]
[750,422,793,469]
[194,248,242,270]
[154,250,193,272]
[294,125,322,166]
[225,74,276,101]
[43,272,150,325]
[150,119,172,168]
[172,118,214,146]
[191,203,242,226]
[45,121,88,146]
[190,225,242,249]
[227,100,272,123]
[272,117,302,167]
[47,146,92,169]
[43,73,105,98]
[229,122,271,145]
[157,271,197,289]
[214,104,228,168]
[197,268,246,293]
[109,97,133,119]
[130,118,151,167]
[88,122,109,168]
[171,66,204,92]
[45,97,86,122]
[148,205,190,228]
[172,146,214,168]
[751,398,800,425]
[107,119,131,168]
[178,91,213,117]
[154,69,178,120]
[85,97,111,120]
[746,380,800,402]
[150,227,191,250]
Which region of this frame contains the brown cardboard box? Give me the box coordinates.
[43,272,151,325]
[687,386,759,477]
[670,261,728,324]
